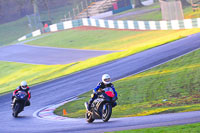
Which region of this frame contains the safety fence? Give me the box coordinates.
[18,18,200,41]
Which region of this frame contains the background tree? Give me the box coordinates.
[16,0,26,17]
[42,0,51,20]
[31,0,39,14]
[0,0,2,18]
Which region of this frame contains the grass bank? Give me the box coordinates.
[0,62,76,94]
[27,28,200,51]
[109,122,200,133]
[0,17,31,46]
[1,1,199,46]
[1,28,200,94]
[54,48,200,118]
[0,0,85,46]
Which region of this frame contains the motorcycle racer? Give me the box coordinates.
[11,81,31,108]
[87,74,118,111]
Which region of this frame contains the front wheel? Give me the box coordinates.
[85,111,94,123]
[102,103,112,122]
[13,103,21,117]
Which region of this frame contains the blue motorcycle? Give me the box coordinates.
[12,91,28,117]
[85,87,117,123]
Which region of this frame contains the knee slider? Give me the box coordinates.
[91,94,95,98]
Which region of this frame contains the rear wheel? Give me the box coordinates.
[85,111,94,123]
[102,103,112,122]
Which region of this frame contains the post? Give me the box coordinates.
[73,8,76,19]
[77,5,80,14]
[86,0,88,7]
[68,11,71,19]
[32,0,39,14]
[81,1,84,12]
[27,15,33,32]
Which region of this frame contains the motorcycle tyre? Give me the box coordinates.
[85,111,94,123]
[102,103,112,122]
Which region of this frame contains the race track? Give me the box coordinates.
[0,44,115,65]
[0,33,200,133]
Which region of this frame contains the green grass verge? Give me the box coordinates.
[108,122,200,133]
[184,6,200,19]
[0,17,31,46]
[26,27,200,51]
[54,48,200,118]
[1,28,200,94]
[0,1,198,46]
[27,29,145,50]
[0,62,76,94]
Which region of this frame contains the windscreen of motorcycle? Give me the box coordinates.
[103,87,115,97]
[16,91,27,99]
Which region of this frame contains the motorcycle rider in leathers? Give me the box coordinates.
[11,81,31,108]
[88,74,118,111]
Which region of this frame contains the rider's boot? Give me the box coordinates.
[11,96,15,109]
[25,100,30,106]
[112,102,117,107]
[11,101,14,109]
[87,103,92,111]
[87,94,96,111]
[87,100,93,111]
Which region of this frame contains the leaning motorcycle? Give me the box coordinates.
[12,91,28,117]
[84,87,117,123]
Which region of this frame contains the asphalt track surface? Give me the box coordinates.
[0,44,115,65]
[0,33,200,133]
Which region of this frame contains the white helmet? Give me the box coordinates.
[21,81,27,90]
[102,74,111,85]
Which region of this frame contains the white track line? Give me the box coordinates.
[33,97,83,121]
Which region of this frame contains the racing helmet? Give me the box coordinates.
[21,81,28,90]
[102,74,111,85]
